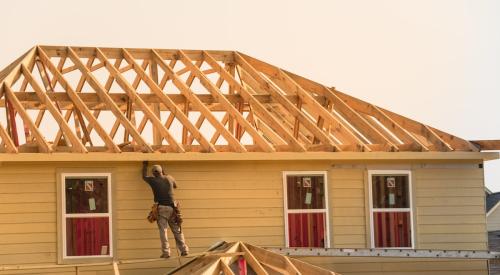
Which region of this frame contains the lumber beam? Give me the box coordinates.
[21,64,87,153]
[122,49,216,153]
[96,48,185,153]
[4,85,52,153]
[152,49,246,152]
[470,140,500,151]
[203,51,306,152]
[36,46,121,153]
[271,68,370,151]
[66,47,153,152]
[178,50,275,152]
[234,52,340,151]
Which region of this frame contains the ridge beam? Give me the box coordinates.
[152,49,246,153]
[66,47,153,153]
[122,49,216,153]
[96,48,185,153]
[178,50,275,153]
[234,52,340,152]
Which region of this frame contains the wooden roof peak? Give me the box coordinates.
[0,45,496,154]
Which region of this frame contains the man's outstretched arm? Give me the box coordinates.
[142,161,149,181]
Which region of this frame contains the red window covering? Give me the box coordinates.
[373,212,411,248]
[288,213,326,247]
[66,217,110,256]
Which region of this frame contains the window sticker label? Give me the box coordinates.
[303,177,312,188]
[89,198,96,211]
[305,192,312,204]
[388,193,395,205]
[386,177,396,188]
[84,180,94,192]
[100,245,108,255]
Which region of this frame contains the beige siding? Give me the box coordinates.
[414,168,487,250]
[0,161,489,275]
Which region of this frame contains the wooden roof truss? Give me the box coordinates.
[0,45,496,153]
[168,241,337,275]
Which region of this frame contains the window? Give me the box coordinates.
[283,172,329,248]
[369,170,413,249]
[61,173,112,259]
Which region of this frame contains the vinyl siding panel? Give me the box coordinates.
[0,161,489,275]
[488,206,500,231]
[414,168,487,250]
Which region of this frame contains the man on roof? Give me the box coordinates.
[142,161,189,258]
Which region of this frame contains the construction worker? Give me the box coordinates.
[142,161,189,258]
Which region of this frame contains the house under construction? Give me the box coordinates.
[0,45,499,274]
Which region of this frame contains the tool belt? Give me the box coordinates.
[147,203,159,223]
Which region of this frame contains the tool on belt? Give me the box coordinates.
[147,202,183,226]
[147,203,159,223]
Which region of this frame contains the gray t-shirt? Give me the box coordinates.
[142,166,176,206]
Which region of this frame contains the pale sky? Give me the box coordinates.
[1,0,499,190]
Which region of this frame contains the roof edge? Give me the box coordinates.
[0,151,496,162]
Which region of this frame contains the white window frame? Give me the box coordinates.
[61,173,113,259]
[368,170,414,249]
[283,171,330,248]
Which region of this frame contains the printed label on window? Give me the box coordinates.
[388,193,395,205]
[386,177,395,188]
[89,198,96,211]
[85,180,94,192]
[100,245,108,255]
[303,177,312,188]
[305,192,312,204]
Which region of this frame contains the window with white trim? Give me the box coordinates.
[369,171,413,249]
[283,172,329,248]
[62,173,112,258]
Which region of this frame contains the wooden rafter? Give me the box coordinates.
[66,47,153,152]
[0,45,491,154]
[21,64,87,153]
[152,49,246,152]
[178,50,275,152]
[36,47,121,153]
[235,52,340,151]
[123,49,216,152]
[96,48,185,153]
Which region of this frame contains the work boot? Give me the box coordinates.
[160,253,170,259]
[181,251,188,256]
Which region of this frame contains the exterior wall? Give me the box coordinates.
[0,161,488,274]
[488,205,500,231]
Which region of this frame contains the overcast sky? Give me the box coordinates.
[1,0,499,190]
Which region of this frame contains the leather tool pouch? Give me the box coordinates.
[147,203,159,223]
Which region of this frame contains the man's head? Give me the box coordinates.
[151,165,163,177]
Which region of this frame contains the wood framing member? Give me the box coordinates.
[234,52,341,151]
[21,64,87,153]
[122,49,216,153]
[152,49,246,152]
[95,48,185,153]
[271,68,371,151]
[3,85,52,153]
[178,50,275,152]
[36,47,121,153]
[470,140,500,150]
[202,51,306,152]
[66,47,153,152]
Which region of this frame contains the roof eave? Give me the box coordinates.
[0,151,496,162]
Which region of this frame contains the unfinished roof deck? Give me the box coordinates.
[0,46,498,160]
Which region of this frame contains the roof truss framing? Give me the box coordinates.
[0,45,488,153]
